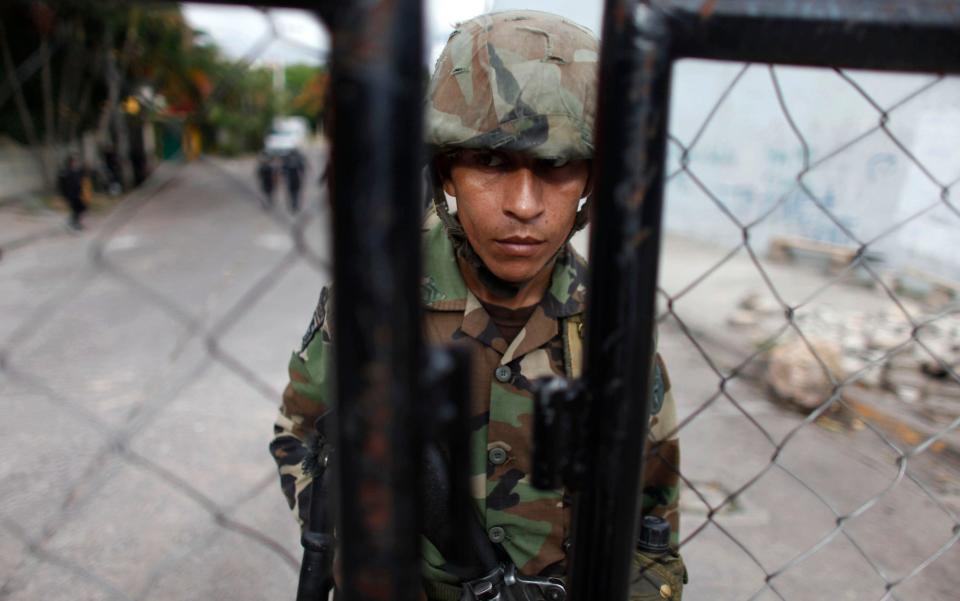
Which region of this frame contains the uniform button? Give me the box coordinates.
[494,365,512,383]
[488,447,508,465]
[487,526,506,543]
[659,584,673,599]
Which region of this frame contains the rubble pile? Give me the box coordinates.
[728,291,960,422]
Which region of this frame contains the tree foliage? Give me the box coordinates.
[0,0,290,155]
[284,63,328,131]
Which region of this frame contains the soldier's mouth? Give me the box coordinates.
[495,236,544,257]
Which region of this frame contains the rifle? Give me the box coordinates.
[296,419,336,601]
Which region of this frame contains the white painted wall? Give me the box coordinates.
[665,61,960,281]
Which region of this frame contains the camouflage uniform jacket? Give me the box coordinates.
[270,220,682,585]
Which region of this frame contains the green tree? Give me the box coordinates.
[0,0,289,189]
[283,63,327,130]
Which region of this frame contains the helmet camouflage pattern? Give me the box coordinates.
[426,10,599,161]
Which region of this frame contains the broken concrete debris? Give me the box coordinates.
[730,291,959,417]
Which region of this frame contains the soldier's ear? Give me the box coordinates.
[433,155,457,197]
[580,161,594,198]
[442,180,457,197]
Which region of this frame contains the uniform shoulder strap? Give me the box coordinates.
[562,315,584,379]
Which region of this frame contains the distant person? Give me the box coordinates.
[282,149,306,213]
[58,155,87,230]
[101,144,123,195]
[130,146,147,186]
[257,152,278,208]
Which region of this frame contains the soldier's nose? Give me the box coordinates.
[502,168,544,222]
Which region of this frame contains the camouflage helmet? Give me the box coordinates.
[426,10,599,161]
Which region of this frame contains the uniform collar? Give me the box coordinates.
[420,218,470,311]
[421,220,587,362]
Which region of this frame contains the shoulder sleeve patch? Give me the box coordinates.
[300,286,329,352]
[421,275,447,305]
[651,358,665,416]
[655,353,671,392]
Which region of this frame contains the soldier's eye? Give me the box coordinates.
[537,157,570,170]
[475,151,505,168]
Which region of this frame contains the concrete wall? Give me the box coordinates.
[0,137,47,201]
[665,61,960,282]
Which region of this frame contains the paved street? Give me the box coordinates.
[1,154,958,600]
[1,155,329,601]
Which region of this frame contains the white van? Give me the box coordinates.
[264,116,310,156]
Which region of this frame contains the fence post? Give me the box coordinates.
[659,0,960,72]
[567,1,672,598]
[322,0,425,599]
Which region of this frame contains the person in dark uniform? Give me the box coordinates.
[282,149,306,213]
[257,152,278,209]
[101,144,123,195]
[58,155,87,230]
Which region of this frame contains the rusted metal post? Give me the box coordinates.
[567,1,672,599]
[323,0,425,599]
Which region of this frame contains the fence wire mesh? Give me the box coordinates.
[0,2,958,601]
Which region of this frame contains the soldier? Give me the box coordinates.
[256,151,278,209]
[58,154,88,231]
[271,10,686,600]
[283,149,306,213]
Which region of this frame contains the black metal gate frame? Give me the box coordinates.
[571,2,960,601]
[183,1,960,600]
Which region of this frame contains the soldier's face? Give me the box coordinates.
[441,150,590,285]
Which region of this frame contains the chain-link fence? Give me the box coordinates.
[659,61,960,600]
[1,1,958,600]
[648,3,960,598]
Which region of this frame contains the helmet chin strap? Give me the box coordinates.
[430,171,588,302]
[431,180,523,299]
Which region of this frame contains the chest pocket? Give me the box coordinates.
[562,316,664,416]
